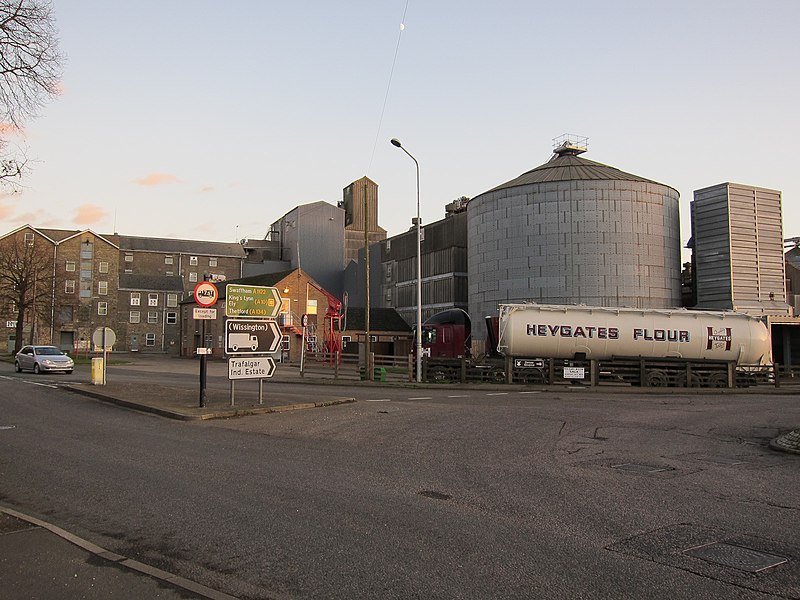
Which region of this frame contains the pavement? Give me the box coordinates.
[2,353,799,599]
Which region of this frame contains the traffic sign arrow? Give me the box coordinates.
[225,318,282,355]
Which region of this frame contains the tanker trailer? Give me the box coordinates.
[498,303,772,386]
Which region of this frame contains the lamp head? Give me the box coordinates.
[390,138,402,148]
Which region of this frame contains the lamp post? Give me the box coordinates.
[390,138,422,383]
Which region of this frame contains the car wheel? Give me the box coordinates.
[14,361,21,373]
[33,363,41,374]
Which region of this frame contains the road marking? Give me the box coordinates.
[486,392,508,396]
[408,397,432,400]
[447,395,469,398]
[0,425,16,430]
[519,391,541,394]
[21,380,58,389]
[365,399,391,402]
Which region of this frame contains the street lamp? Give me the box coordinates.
[390,138,423,383]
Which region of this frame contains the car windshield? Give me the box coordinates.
[35,347,63,355]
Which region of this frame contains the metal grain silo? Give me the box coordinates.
[468,140,681,343]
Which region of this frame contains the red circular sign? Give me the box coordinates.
[193,281,219,307]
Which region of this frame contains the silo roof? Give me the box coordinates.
[484,151,676,195]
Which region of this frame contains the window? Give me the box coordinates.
[98,261,109,274]
[124,268,133,274]
[148,293,158,307]
[124,253,133,262]
[281,335,290,351]
[165,271,173,277]
[59,306,74,322]
[98,302,108,316]
[189,256,198,266]
[65,260,76,272]
[130,292,140,306]
[98,281,108,295]
[189,272,198,282]
[166,311,177,325]
[129,311,140,324]
[79,281,91,298]
[65,280,75,294]
[80,262,92,279]
[145,333,156,346]
[209,257,217,267]
[165,256,173,265]
[148,311,158,324]
[80,242,93,259]
[24,232,34,246]
[167,294,178,307]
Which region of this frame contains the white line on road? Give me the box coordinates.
[486,392,508,396]
[408,397,432,400]
[365,399,391,402]
[21,380,58,389]
[519,391,541,394]
[447,395,469,398]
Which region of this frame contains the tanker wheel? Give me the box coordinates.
[487,368,505,384]
[706,372,728,388]
[522,369,546,385]
[645,369,669,387]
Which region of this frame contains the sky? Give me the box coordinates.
[2,0,799,258]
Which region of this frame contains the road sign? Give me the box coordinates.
[225,318,281,354]
[92,327,116,348]
[193,307,217,320]
[194,281,219,307]
[515,358,545,369]
[228,356,277,379]
[196,348,212,355]
[226,285,282,318]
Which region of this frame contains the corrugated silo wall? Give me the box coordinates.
[467,180,681,345]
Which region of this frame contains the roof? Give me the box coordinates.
[118,274,185,292]
[482,151,676,196]
[118,235,246,257]
[343,307,412,333]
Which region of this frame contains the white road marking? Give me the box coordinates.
[486,392,508,396]
[447,395,469,398]
[365,399,391,402]
[408,397,432,400]
[21,380,58,389]
[519,391,541,394]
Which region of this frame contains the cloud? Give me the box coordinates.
[0,201,12,220]
[200,185,215,193]
[74,204,108,225]
[133,172,179,186]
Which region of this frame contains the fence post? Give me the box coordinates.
[774,362,780,388]
[590,359,598,387]
[335,352,339,380]
[369,352,375,381]
[408,353,413,382]
[505,354,513,385]
[727,361,735,388]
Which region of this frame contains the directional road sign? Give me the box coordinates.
[226,285,282,318]
[228,356,277,380]
[225,318,281,354]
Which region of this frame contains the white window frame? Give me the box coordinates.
[148,293,158,307]
[24,232,34,246]
[98,281,108,296]
[97,302,108,316]
[145,333,156,347]
[189,272,198,282]
[209,257,217,267]
[98,261,109,274]
[189,256,198,266]
[167,293,178,307]
[130,292,140,306]
[65,260,76,272]
[147,311,158,324]
[166,311,178,325]
[65,280,75,294]
[129,311,140,324]
[124,253,133,262]
[165,256,174,265]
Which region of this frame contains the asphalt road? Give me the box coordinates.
[1,362,799,599]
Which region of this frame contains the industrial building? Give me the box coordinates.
[466,139,682,344]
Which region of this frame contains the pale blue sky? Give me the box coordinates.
[3,1,798,256]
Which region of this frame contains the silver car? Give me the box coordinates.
[15,345,74,374]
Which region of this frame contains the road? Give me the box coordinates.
[1,361,799,599]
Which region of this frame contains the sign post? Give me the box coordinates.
[194,281,219,407]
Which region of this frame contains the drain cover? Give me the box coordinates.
[611,462,673,474]
[685,542,788,573]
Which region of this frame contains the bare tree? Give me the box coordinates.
[0,0,62,185]
[0,233,55,352]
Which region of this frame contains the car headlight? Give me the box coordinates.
[42,359,55,366]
